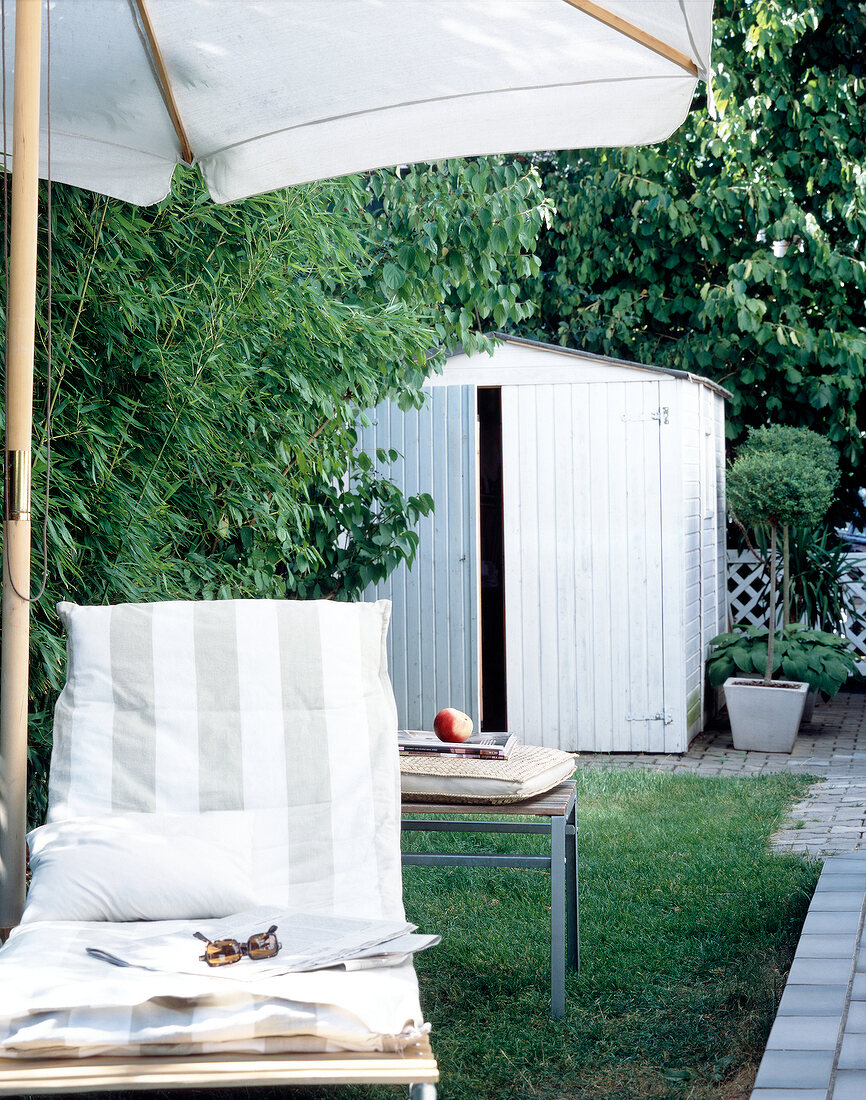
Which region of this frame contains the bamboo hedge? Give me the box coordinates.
[3,159,548,823]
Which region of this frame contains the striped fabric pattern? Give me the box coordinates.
[47,598,403,921]
[0,919,426,1056]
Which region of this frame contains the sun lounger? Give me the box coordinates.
[0,598,438,1097]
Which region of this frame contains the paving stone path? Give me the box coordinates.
[577,691,866,857]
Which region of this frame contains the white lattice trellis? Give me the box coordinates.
[843,555,866,663]
[727,552,772,627]
[727,550,866,666]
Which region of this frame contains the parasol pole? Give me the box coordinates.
[0,0,42,931]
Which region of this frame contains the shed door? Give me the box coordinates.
[501,380,671,752]
[358,386,480,730]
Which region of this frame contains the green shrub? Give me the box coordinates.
[708,624,861,699]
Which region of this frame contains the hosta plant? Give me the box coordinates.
[708,624,860,702]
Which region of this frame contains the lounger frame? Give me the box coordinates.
[0,1038,438,1095]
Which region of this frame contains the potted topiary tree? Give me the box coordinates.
[735,426,841,628]
[711,426,839,751]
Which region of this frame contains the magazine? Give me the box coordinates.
[86,908,440,980]
[398,729,517,760]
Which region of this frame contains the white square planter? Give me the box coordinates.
[723,677,809,753]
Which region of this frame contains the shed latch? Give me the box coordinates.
[620,407,669,424]
[625,710,673,724]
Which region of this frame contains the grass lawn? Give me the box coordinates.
[400,769,819,1100]
[19,768,819,1100]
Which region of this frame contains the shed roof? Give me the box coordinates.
[430,334,731,399]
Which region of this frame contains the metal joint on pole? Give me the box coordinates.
[4,449,31,520]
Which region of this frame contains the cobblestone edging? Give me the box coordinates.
[750,853,866,1100]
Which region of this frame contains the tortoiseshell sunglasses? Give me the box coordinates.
[194,924,281,967]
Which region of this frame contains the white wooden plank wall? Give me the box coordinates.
[676,384,728,738]
[700,387,726,727]
[502,381,673,752]
[628,382,666,751]
[657,379,688,751]
[714,393,729,636]
[677,381,704,741]
[502,385,549,745]
[571,387,596,752]
[357,387,480,730]
[603,382,631,749]
[697,384,714,735]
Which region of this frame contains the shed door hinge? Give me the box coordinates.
[620,407,669,424]
[625,710,673,724]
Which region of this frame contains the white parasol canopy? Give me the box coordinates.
[0,0,714,928]
[5,0,713,205]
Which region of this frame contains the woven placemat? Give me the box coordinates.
[400,744,576,803]
[399,744,561,780]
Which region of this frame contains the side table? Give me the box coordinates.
[400,780,578,1019]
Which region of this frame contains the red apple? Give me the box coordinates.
[433,708,474,743]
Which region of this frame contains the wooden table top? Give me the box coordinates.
[401,780,576,818]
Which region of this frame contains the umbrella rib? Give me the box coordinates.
[562,0,699,78]
[128,0,194,166]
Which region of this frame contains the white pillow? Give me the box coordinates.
[46,599,404,923]
[22,811,257,924]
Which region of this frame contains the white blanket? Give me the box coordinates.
[0,916,429,1058]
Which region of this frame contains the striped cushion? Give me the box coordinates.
[47,598,403,920]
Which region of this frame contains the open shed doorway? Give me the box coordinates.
[478,387,507,731]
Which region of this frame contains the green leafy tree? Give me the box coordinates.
[524,0,866,518]
[365,158,549,359]
[5,158,548,824]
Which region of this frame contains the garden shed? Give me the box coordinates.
[359,335,730,753]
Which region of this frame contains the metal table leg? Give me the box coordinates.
[402,783,579,1020]
[566,797,580,974]
[550,812,566,1019]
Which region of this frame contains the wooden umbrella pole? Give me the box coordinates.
[0,0,42,931]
